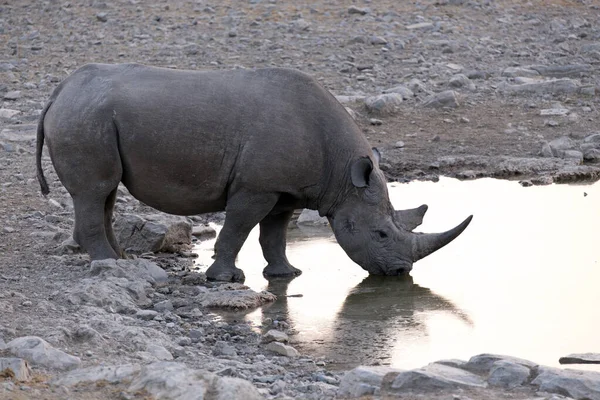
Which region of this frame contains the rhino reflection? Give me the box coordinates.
[261,275,471,369]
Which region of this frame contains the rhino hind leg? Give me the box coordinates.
[72,192,120,260]
[206,191,280,282]
[104,187,124,257]
[259,210,302,278]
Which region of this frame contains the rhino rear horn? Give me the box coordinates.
[395,204,428,231]
[411,215,473,262]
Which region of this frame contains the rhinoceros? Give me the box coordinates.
[36,63,472,282]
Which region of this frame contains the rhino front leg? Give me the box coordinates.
[260,210,302,278]
[206,191,279,282]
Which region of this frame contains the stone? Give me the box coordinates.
[197,286,276,310]
[422,90,459,108]
[384,363,486,393]
[90,258,168,285]
[500,79,579,95]
[129,362,263,400]
[394,141,405,148]
[338,366,401,398]
[53,364,142,386]
[560,353,600,364]
[584,149,600,162]
[406,22,434,30]
[502,67,540,78]
[265,342,299,358]
[370,36,388,45]
[0,358,32,381]
[213,341,237,357]
[529,64,592,78]
[54,362,262,400]
[96,12,108,22]
[0,109,21,119]
[540,108,569,116]
[383,85,414,100]
[348,6,369,15]
[135,310,159,320]
[154,300,174,312]
[542,136,576,158]
[263,330,289,343]
[563,150,584,164]
[191,224,216,239]
[364,93,403,115]
[6,336,81,371]
[3,91,21,100]
[114,213,192,254]
[296,209,328,225]
[449,74,475,90]
[487,360,531,388]
[146,344,173,361]
[532,367,600,400]
[463,354,537,374]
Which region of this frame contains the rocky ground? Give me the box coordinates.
[2,0,600,399]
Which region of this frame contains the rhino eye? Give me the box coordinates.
[375,230,388,239]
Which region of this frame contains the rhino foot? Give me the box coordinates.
[206,263,245,283]
[263,263,302,279]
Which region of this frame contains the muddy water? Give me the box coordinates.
[194,178,600,371]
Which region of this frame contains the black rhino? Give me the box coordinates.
[36,64,472,282]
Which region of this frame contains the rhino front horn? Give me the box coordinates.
[411,215,473,262]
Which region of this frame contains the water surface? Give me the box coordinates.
[194,178,600,371]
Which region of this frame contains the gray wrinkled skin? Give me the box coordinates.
[36,63,471,282]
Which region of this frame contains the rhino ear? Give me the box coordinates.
[351,157,373,188]
[371,147,381,165]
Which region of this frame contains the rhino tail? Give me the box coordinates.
[36,100,53,196]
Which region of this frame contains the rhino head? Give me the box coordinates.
[328,155,472,275]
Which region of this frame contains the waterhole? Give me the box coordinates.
[194,178,600,371]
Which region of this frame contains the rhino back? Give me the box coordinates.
[46,64,371,215]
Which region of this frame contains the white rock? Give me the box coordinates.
[338,366,401,398]
[383,85,414,100]
[146,344,173,361]
[500,78,579,95]
[502,67,541,78]
[0,109,21,119]
[263,330,289,343]
[364,93,404,116]
[265,342,299,358]
[53,364,142,386]
[422,90,460,108]
[196,284,276,310]
[128,362,263,400]
[532,366,600,400]
[7,336,81,371]
[297,209,328,225]
[0,358,32,381]
[540,108,570,116]
[406,22,434,30]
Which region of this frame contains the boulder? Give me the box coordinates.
[89,258,167,285]
[265,342,299,358]
[338,366,401,398]
[383,363,486,393]
[560,353,600,365]
[6,336,81,371]
[297,209,328,225]
[532,367,600,400]
[53,362,263,400]
[364,93,404,116]
[0,358,32,381]
[422,90,460,108]
[196,283,276,310]
[114,213,192,253]
[263,330,289,343]
[487,360,531,388]
[463,354,537,374]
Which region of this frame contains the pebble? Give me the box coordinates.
[348,6,369,15]
[422,91,460,108]
[3,91,21,101]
